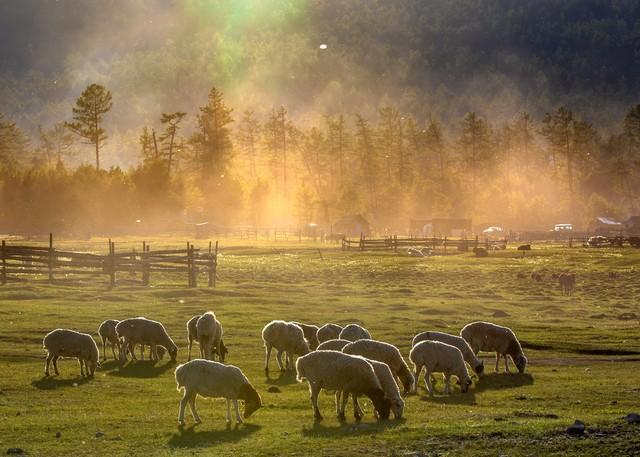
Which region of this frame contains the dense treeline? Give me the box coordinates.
[1,85,639,235]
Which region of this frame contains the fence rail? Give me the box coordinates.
[0,234,218,288]
[341,234,508,252]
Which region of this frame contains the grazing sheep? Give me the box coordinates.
[517,244,531,257]
[262,320,310,373]
[559,272,576,296]
[339,324,371,342]
[342,339,414,393]
[175,359,262,426]
[196,312,225,362]
[409,340,472,395]
[116,317,178,362]
[317,323,343,343]
[43,329,100,377]
[187,315,228,362]
[344,358,404,419]
[460,321,527,373]
[98,319,121,361]
[292,322,320,350]
[316,339,351,351]
[412,331,484,375]
[296,350,391,421]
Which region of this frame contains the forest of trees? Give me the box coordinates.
[1,82,639,236]
[1,0,640,235]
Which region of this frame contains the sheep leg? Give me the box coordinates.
[353,394,363,421]
[443,374,451,394]
[140,344,145,361]
[309,383,323,420]
[188,339,193,361]
[188,392,201,423]
[233,399,243,424]
[504,354,511,373]
[276,350,285,372]
[101,336,107,361]
[204,341,212,361]
[45,353,53,376]
[412,364,422,394]
[424,369,435,396]
[52,356,60,375]
[494,353,500,372]
[264,344,272,373]
[79,358,85,377]
[178,392,188,425]
[335,391,345,420]
[151,344,159,361]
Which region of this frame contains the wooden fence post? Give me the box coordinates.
[475,235,479,249]
[191,244,198,288]
[142,241,150,286]
[393,235,398,253]
[360,232,364,251]
[187,242,192,287]
[208,240,218,288]
[1,240,6,285]
[109,240,116,288]
[48,233,54,282]
[444,236,447,254]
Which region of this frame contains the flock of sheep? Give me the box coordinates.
[42,316,527,426]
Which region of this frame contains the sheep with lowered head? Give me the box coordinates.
[317,323,343,343]
[187,314,228,362]
[316,339,351,351]
[342,339,414,393]
[196,311,226,362]
[339,358,405,419]
[410,340,472,395]
[292,322,320,350]
[262,320,310,373]
[43,329,100,377]
[460,321,527,373]
[116,317,178,362]
[98,319,121,361]
[296,350,391,421]
[175,359,262,426]
[412,331,484,375]
[339,324,371,342]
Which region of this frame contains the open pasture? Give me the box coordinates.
[1,241,639,456]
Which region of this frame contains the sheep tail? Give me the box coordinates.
[174,363,186,391]
[295,357,306,382]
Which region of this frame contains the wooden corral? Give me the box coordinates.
[0,234,218,288]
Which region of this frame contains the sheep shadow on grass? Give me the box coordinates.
[474,372,534,392]
[167,423,261,448]
[301,418,406,438]
[264,370,298,386]
[32,375,92,390]
[107,359,176,378]
[416,390,477,405]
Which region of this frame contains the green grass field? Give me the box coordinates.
[1,240,639,456]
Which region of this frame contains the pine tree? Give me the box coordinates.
[159,111,187,174]
[139,127,155,163]
[238,110,261,179]
[38,122,75,165]
[263,106,290,196]
[0,113,30,168]
[66,83,112,170]
[459,112,493,211]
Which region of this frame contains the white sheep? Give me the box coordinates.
[342,339,414,393]
[340,358,405,419]
[262,320,310,373]
[175,359,262,426]
[296,350,391,421]
[316,323,343,343]
[43,329,100,377]
[316,339,351,351]
[116,317,178,362]
[98,319,121,361]
[409,340,472,395]
[412,331,484,375]
[339,324,371,342]
[292,322,320,349]
[196,311,226,362]
[187,314,228,362]
[460,321,527,373]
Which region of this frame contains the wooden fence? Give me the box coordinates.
[342,234,508,252]
[0,234,218,288]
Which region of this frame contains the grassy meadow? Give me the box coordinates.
[1,239,639,456]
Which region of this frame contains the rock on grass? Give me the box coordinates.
[566,420,585,436]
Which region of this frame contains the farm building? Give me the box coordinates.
[410,218,472,237]
[332,214,370,237]
[589,217,625,235]
[626,216,640,235]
